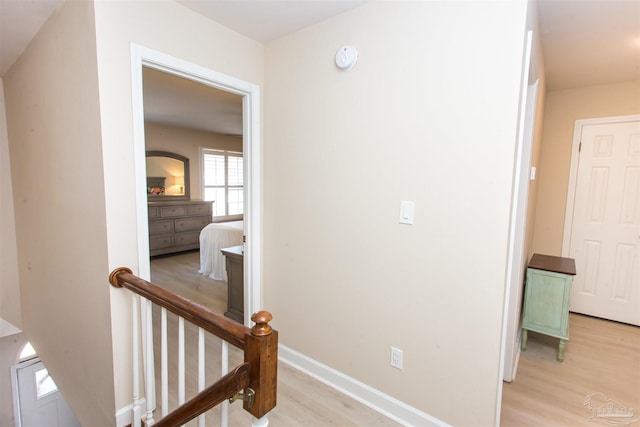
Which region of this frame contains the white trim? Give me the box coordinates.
[10,364,21,427]
[130,45,151,281]
[561,114,640,257]
[243,85,261,324]
[115,398,147,427]
[278,345,449,427]
[130,43,262,322]
[499,27,535,405]
[511,346,521,381]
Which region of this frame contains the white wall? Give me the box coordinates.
[3,1,115,425]
[0,80,21,329]
[0,78,24,427]
[92,0,263,417]
[264,2,528,425]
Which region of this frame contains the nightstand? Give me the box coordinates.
[221,245,244,323]
[521,253,576,362]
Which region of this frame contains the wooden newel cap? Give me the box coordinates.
[251,311,273,336]
[109,267,133,288]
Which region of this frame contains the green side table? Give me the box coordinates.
[521,254,576,362]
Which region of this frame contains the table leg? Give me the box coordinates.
[521,329,528,351]
[557,339,565,362]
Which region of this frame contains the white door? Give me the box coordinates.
[12,358,81,427]
[566,118,640,325]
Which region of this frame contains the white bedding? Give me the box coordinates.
[199,220,243,281]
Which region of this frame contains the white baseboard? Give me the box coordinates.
[278,344,449,427]
[115,398,146,427]
[115,348,448,426]
[511,343,521,381]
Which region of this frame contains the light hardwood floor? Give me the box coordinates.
[501,313,640,426]
[150,252,640,426]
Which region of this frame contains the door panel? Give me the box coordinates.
[568,120,640,325]
[13,358,81,427]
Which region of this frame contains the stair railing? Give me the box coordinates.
[109,267,277,427]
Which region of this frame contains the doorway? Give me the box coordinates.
[11,352,81,427]
[130,45,262,325]
[563,115,640,326]
[501,29,539,384]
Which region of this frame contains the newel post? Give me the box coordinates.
[244,311,278,419]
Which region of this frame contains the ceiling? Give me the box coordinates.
[1,0,638,135]
[537,0,639,90]
[142,67,244,136]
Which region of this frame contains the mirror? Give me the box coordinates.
[146,150,190,201]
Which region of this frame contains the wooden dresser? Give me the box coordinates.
[148,200,212,256]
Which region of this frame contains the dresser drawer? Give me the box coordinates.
[188,203,212,216]
[160,205,187,217]
[174,231,200,246]
[148,206,159,218]
[149,220,173,235]
[175,217,209,233]
[149,235,173,250]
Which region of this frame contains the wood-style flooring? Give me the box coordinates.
[150,251,640,426]
[500,313,640,426]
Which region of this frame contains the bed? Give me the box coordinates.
[199,220,244,281]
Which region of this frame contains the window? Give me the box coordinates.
[201,148,243,220]
[19,342,36,360]
[35,368,58,399]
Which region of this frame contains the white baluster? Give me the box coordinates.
[178,316,185,405]
[252,416,269,427]
[132,295,141,427]
[144,298,156,425]
[221,340,229,427]
[197,327,205,427]
[161,307,168,417]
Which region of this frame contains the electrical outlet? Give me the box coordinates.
[390,347,403,370]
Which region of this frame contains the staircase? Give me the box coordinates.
[109,267,277,426]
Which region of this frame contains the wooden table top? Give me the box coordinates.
[529,253,576,275]
[221,245,244,257]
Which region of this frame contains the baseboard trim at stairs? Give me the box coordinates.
[115,398,146,427]
[278,344,449,427]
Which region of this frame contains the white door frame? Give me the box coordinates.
[130,44,262,324]
[561,114,640,257]
[499,28,536,391]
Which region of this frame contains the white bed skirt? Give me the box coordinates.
[198,221,244,281]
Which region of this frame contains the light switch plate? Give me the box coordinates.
[399,201,415,225]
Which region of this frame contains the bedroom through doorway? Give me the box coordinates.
[142,66,244,322]
[130,45,262,326]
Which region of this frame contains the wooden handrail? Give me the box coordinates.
[154,363,250,427]
[109,267,278,422]
[109,267,249,348]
